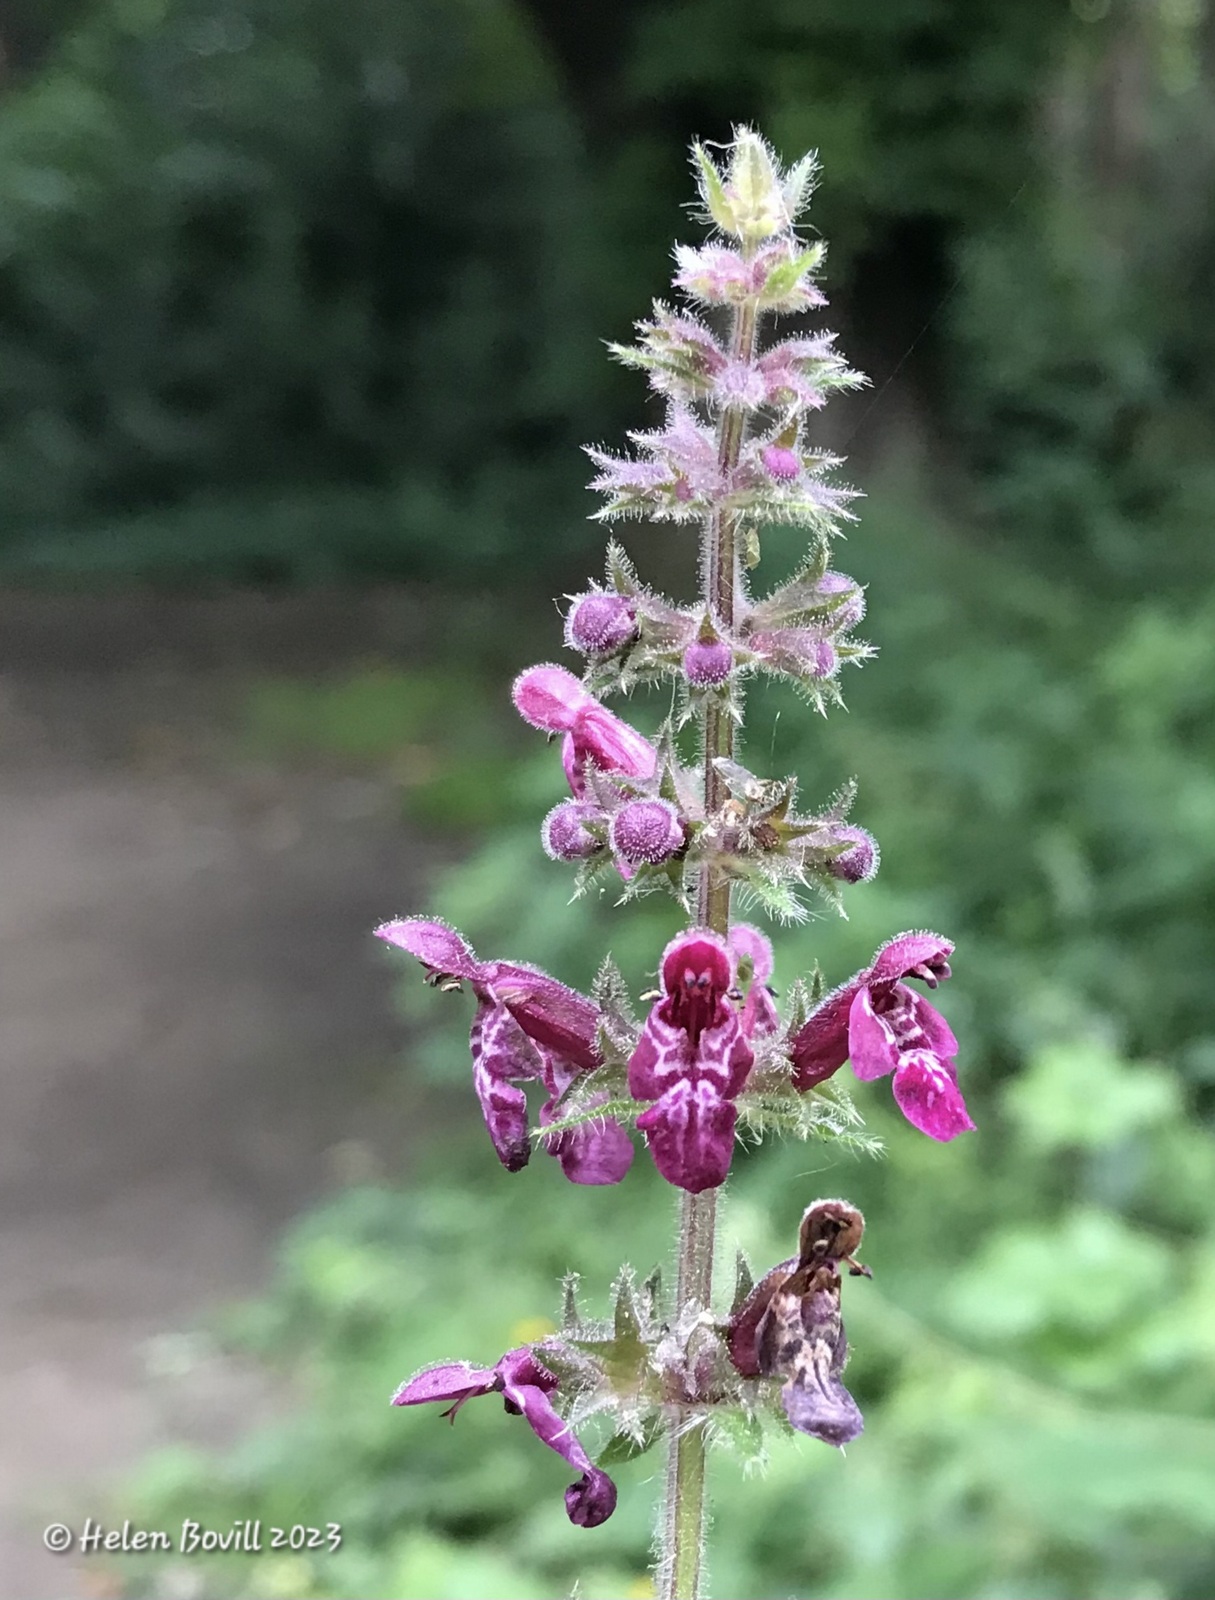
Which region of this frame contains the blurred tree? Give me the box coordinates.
[0,0,609,581]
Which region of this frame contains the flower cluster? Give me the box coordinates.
[378,919,972,1190]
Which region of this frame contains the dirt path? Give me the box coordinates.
[0,593,446,1598]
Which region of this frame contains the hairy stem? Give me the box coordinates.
[661,290,760,1600]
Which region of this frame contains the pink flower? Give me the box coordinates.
[748,628,838,680]
[628,931,753,1192]
[393,1346,617,1527]
[788,931,973,1142]
[729,923,782,1039]
[376,918,634,1182]
[513,665,657,799]
[540,1054,635,1186]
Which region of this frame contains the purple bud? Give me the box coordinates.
[542,801,606,862]
[564,592,636,657]
[609,799,685,866]
[819,571,866,630]
[683,637,733,687]
[761,444,800,481]
[826,825,879,884]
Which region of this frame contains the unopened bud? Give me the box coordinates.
[542,801,606,862]
[683,638,733,687]
[761,444,800,481]
[819,571,865,630]
[609,799,685,866]
[565,592,637,657]
[826,825,879,884]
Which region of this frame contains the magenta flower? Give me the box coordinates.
[788,931,974,1142]
[393,1346,617,1527]
[628,931,754,1192]
[748,627,838,680]
[376,918,634,1183]
[513,665,657,800]
[673,241,828,311]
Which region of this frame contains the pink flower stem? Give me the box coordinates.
[662,285,760,1600]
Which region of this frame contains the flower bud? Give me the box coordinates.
[825,825,879,884]
[683,637,733,687]
[819,571,865,630]
[760,444,800,481]
[542,801,606,862]
[609,799,685,866]
[564,592,636,657]
[750,628,837,679]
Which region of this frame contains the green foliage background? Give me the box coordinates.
[6,0,1215,1595]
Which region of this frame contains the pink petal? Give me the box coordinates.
[892,1051,975,1142]
[540,1058,634,1186]
[500,1356,617,1528]
[392,1361,497,1406]
[788,976,863,1090]
[575,705,657,781]
[470,1001,542,1172]
[636,1080,737,1193]
[908,989,959,1060]
[729,923,774,985]
[627,1007,694,1099]
[375,917,481,982]
[486,962,602,1072]
[847,988,901,1081]
[869,930,953,990]
[512,665,594,734]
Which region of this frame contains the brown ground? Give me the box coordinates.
[0,592,448,1599]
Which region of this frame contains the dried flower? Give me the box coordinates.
[727,1199,869,1447]
[393,1346,617,1527]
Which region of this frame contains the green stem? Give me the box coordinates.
[660,288,759,1600]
